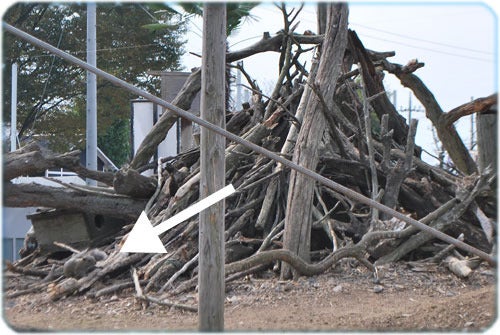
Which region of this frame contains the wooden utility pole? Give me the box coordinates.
[198,3,227,331]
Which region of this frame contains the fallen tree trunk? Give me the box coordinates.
[4,182,146,219]
[4,141,114,185]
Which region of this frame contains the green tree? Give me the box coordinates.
[98,118,130,167]
[2,3,186,165]
[175,2,259,35]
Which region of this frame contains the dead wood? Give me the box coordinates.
[5,3,497,304]
[6,261,51,278]
[380,119,418,220]
[425,233,464,263]
[113,166,157,198]
[445,256,472,278]
[3,141,114,185]
[349,30,408,146]
[4,141,77,181]
[375,171,494,265]
[4,182,146,219]
[476,112,497,174]
[282,3,349,279]
[130,69,201,170]
[135,294,197,313]
[444,93,497,127]
[382,59,478,175]
[226,31,323,64]
[93,280,144,297]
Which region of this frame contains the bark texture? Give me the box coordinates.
[281,3,349,279]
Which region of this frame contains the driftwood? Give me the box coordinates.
[132,268,197,312]
[4,182,146,219]
[382,58,478,175]
[445,256,473,278]
[4,141,115,185]
[4,3,496,306]
[444,94,497,127]
[282,3,349,279]
[113,166,157,198]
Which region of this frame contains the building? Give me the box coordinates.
[131,71,201,174]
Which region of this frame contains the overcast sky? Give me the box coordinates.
[181,1,497,164]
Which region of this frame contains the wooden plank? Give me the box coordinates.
[198,3,227,331]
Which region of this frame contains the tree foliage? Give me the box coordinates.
[175,2,259,35]
[98,118,130,168]
[2,2,186,165]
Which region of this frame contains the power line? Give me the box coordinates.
[351,22,493,55]
[251,5,493,59]
[29,43,164,59]
[228,35,262,48]
[360,33,493,63]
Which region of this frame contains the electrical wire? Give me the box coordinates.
[251,4,493,60]
[31,20,67,132]
[360,33,493,63]
[228,35,262,48]
[351,22,493,55]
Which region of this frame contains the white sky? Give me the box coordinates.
[181,1,497,165]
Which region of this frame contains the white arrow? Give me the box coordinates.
[120,184,236,253]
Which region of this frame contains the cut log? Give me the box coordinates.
[113,166,157,198]
[4,182,146,220]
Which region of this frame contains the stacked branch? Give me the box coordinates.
[4,3,496,306]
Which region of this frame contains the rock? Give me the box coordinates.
[333,284,343,293]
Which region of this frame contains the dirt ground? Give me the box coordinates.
[2,261,497,332]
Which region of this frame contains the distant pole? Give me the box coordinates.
[198,3,226,331]
[470,96,475,150]
[10,63,17,152]
[408,91,412,122]
[86,2,97,185]
[235,61,242,110]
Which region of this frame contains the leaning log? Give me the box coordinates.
[282,3,349,279]
[383,59,478,175]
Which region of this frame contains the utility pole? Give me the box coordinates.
[390,90,397,109]
[86,2,97,185]
[11,63,17,152]
[400,91,422,124]
[408,91,412,121]
[470,96,475,151]
[198,3,226,331]
[235,61,243,110]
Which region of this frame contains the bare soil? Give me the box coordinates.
[3,262,497,332]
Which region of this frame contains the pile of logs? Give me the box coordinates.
[4,4,496,307]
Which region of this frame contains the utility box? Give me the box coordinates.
[27,209,125,253]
